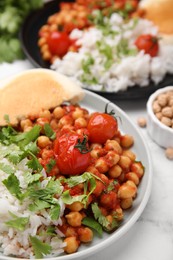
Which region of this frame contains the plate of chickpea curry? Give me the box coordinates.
[0,69,152,259]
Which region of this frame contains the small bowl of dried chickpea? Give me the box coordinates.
[147,86,173,148]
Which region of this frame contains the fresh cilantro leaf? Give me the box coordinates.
[27,153,43,172]
[2,174,23,200]
[29,199,50,212]
[0,163,14,174]
[44,123,56,140]
[23,172,42,185]
[46,159,56,173]
[3,114,10,124]
[30,236,52,259]
[91,202,110,230]
[62,190,86,205]
[49,204,61,221]
[5,214,29,231]
[46,226,56,236]
[82,217,103,236]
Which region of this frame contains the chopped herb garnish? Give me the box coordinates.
[82,217,103,236]
[5,213,29,231]
[44,123,56,140]
[30,236,52,259]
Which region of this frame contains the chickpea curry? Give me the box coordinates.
[5,102,144,255]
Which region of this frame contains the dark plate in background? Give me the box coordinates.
[19,0,173,101]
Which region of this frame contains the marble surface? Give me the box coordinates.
[0,60,173,260]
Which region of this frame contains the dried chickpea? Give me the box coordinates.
[155,112,162,120]
[157,94,168,107]
[131,161,144,178]
[92,180,105,196]
[152,101,161,113]
[162,107,173,118]
[38,37,46,47]
[165,147,173,160]
[50,118,59,130]
[137,117,147,128]
[120,135,134,148]
[78,227,93,243]
[24,126,33,132]
[64,236,79,254]
[37,136,51,149]
[161,116,172,127]
[120,197,133,209]
[65,212,83,227]
[114,206,123,221]
[42,50,51,60]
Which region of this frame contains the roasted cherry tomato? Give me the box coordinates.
[87,112,118,144]
[135,34,159,57]
[47,31,71,57]
[54,133,91,175]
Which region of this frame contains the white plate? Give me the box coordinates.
[1,90,152,260]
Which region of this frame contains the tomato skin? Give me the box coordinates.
[54,133,91,175]
[87,113,118,144]
[47,31,71,57]
[135,34,159,57]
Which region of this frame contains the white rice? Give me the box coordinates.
[51,13,173,92]
[0,144,65,259]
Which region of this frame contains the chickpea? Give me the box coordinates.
[162,106,173,118]
[118,181,137,199]
[40,44,49,53]
[105,151,120,167]
[157,94,168,107]
[155,112,162,120]
[72,108,84,119]
[95,158,109,173]
[66,202,84,212]
[38,37,46,47]
[58,115,73,128]
[108,164,122,178]
[90,143,102,150]
[165,147,173,160]
[120,197,133,209]
[39,109,51,120]
[125,172,139,185]
[23,124,33,131]
[104,140,122,154]
[50,118,59,130]
[152,101,161,113]
[131,161,144,178]
[37,136,51,149]
[65,212,83,227]
[90,149,101,159]
[78,227,93,243]
[120,135,134,148]
[65,227,78,237]
[74,117,87,129]
[137,117,147,128]
[20,119,32,130]
[118,155,132,170]
[42,50,51,61]
[53,106,65,119]
[122,150,136,162]
[92,180,105,196]
[64,236,79,254]
[113,206,123,221]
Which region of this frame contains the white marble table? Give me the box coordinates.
[0,60,173,260]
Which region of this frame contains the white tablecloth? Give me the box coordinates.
[0,60,173,260]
